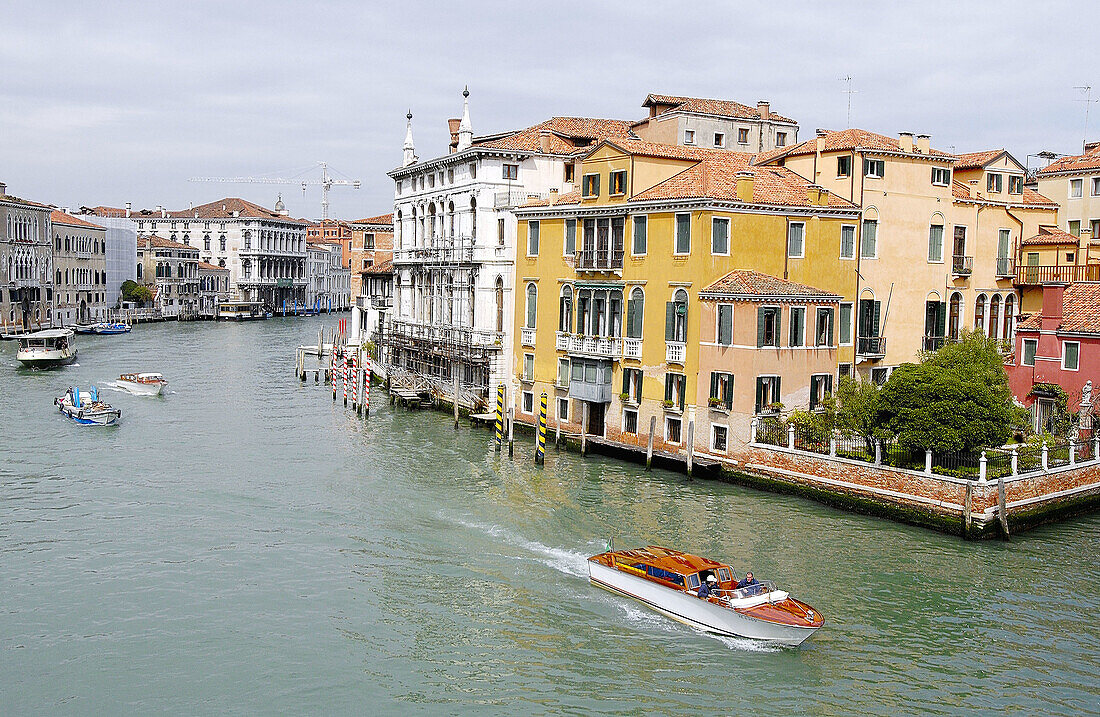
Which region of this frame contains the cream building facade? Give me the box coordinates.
[51,210,107,326]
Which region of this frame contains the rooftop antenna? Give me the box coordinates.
[839,75,857,128]
[1074,86,1099,152]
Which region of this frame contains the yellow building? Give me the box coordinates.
[762,132,1057,380]
[509,138,859,458]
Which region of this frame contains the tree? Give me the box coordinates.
[875,332,1014,452]
[833,376,880,440]
[121,280,153,305]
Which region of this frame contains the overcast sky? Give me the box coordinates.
[2,1,1097,221]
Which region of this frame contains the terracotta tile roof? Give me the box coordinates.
[642,94,796,125]
[952,149,1006,169]
[473,117,636,154]
[197,261,228,271]
[141,234,198,251]
[950,180,1057,207]
[522,189,582,208]
[699,269,840,299]
[352,213,393,226]
[1036,144,1100,176]
[165,197,307,224]
[81,205,129,217]
[50,210,104,230]
[1017,282,1100,333]
[0,192,50,209]
[760,128,954,163]
[1021,226,1079,246]
[362,258,393,275]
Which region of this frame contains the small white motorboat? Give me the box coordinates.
[117,372,167,396]
[17,329,77,368]
[55,386,121,426]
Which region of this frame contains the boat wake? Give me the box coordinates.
[443,515,590,578]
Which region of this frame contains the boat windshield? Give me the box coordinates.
[725,580,777,599]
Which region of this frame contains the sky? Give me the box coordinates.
[2,1,1097,221]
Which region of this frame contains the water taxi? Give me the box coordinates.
[217,301,266,321]
[117,372,168,396]
[55,386,121,426]
[16,329,77,368]
[73,322,131,335]
[588,545,823,646]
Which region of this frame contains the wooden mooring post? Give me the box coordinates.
[963,482,973,538]
[453,373,460,429]
[581,402,589,456]
[685,421,694,477]
[997,476,1011,539]
[507,406,515,457]
[645,415,656,470]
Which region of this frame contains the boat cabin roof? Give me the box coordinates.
[20,328,73,340]
[611,545,727,575]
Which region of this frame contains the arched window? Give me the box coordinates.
[559,285,573,333]
[470,197,477,242]
[974,293,987,335]
[395,211,402,249]
[667,288,688,343]
[137,263,143,280]
[609,289,623,338]
[948,291,962,340]
[626,287,645,338]
[525,283,537,329]
[495,276,504,333]
[988,294,1001,340]
[1004,294,1016,341]
[448,201,456,239]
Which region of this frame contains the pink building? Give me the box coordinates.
[1007,282,1100,432]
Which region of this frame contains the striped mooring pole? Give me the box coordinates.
[535,392,547,464]
[350,353,358,410]
[363,355,371,417]
[331,343,337,401]
[342,352,349,406]
[494,384,505,451]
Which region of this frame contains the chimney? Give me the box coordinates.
[539,129,552,153]
[549,188,558,206]
[157,204,165,217]
[735,170,755,202]
[125,201,131,218]
[916,134,931,154]
[447,118,461,153]
[757,100,770,120]
[1040,282,1067,333]
[969,180,980,198]
[0,181,6,196]
[899,132,914,153]
[816,131,826,153]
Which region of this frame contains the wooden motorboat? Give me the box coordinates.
[17,329,77,368]
[117,372,167,396]
[588,545,823,646]
[55,386,120,426]
[73,322,130,335]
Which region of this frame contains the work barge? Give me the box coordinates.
[297,336,1099,539]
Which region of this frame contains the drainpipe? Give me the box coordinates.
[853,150,865,374]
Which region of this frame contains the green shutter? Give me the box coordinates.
[872,301,881,337]
[678,376,685,410]
[937,302,947,337]
[665,301,676,341]
[710,372,718,399]
[718,305,732,345]
[724,376,733,410]
[755,377,765,414]
[827,308,835,345]
[757,306,765,347]
[665,374,673,402]
[810,376,819,410]
[775,309,783,347]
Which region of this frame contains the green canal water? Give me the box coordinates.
[1,318,1097,715]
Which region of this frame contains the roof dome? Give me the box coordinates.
[274,193,286,212]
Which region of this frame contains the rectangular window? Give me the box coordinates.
[861,219,878,258]
[787,222,805,258]
[789,306,806,347]
[564,219,576,255]
[1022,338,1037,366]
[840,224,856,259]
[1092,219,1100,240]
[582,174,600,198]
[622,367,642,403]
[871,367,889,386]
[558,358,570,387]
[755,376,781,414]
[684,129,695,144]
[522,390,534,414]
[738,128,749,144]
[931,167,951,186]
[1009,175,1023,194]
[839,303,853,345]
[523,354,534,381]
[928,224,944,262]
[987,173,1003,193]
[666,417,682,444]
[527,220,540,256]
[714,132,725,147]
[1092,177,1100,196]
[1063,341,1080,370]
[776,132,787,147]
[709,371,733,410]
[712,425,728,452]
[664,373,685,411]
[557,397,569,421]
[498,217,506,246]
[757,306,781,347]
[809,374,833,411]
[632,215,647,255]
[564,164,575,183]
[675,213,691,254]
[1070,179,1083,198]
[623,408,638,435]
[712,217,729,255]
[610,170,627,196]
[1069,220,1081,237]
[503,164,519,180]
[717,304,733,346]
[837,156,851,177]
[816,307,835,346]
[863,159,884,178]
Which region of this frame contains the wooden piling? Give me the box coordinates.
[507,407,514,457]
[453,373,460,429]
[963,482,973,538]
[645,415,656,470]
[997,477,1010,539]
[581,402,588,456]
[555,412,561,447]
[686,421,694,477]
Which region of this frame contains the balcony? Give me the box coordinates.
[665,341,686,364]
[370,295,393,310]
[575,248,624,272]
[494,189,548,208]
[623,337,642,359]
[521,327,536,346]
[922,335,947,352]
[951,255,973,276]
[995,257,1015,277]
[555,331,569,351]
[856,336,887,358]
[1014,263,1100,285]
[563,334,623,359]
[392,241,475,265]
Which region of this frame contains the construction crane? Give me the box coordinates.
[190,161,360,220]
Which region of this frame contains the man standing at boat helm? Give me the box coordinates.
[697,574,718,599]
[737,572,758,590]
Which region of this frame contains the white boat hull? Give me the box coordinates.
[118,380,165,396]
[17,347,77,368]
[588,560,820,646]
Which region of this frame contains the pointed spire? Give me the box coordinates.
[457,87,473,152]
[402,110,417,167]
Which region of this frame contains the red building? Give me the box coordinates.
[1007,282,1100,432]
[305,220,353,267]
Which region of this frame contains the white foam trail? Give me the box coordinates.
[100,382,126,393]
[445,516,589,578]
